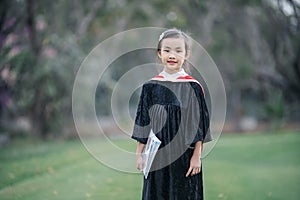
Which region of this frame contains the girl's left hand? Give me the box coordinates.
[136,154,144,171]
[185,155,201,177]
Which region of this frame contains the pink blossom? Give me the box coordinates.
[1,66,9,79]
[36,18,46,31]
[8,46,21,57]
[4,34,18,46]
[43,47,57,58]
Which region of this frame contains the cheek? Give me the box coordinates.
[161,53,169,59]
[178,54,186,60]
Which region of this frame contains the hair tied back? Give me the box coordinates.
[159,32,165,42]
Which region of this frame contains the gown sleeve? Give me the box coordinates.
[131,84,151,144]
[186,82,212,146]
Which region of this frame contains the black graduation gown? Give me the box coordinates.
[132,80,211,200]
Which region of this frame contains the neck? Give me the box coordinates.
[163,68,183,74]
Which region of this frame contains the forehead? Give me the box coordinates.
[161,37,185,48]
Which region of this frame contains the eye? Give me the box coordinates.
[163,49,170,52]
[176,50,182,53]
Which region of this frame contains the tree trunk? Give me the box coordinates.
[26,0,46,137]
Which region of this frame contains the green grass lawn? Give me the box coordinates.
[0,131,299,200]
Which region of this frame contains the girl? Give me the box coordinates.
[132,29,212,200]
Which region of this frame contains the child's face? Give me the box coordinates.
[158,37,188,74]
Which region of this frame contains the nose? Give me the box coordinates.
[168,52,175,59]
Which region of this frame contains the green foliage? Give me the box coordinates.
[210,26,254,79]
[9,51,36,111]
[264,93,285,119]
[232,0,263,6]
[262,91,286,129]
[209,30,231,54]
[234,50,254,79]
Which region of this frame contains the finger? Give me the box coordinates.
[137,163,143,171]
[140,164,144,171]
[192,168,200,175]
[186,167,193,177]
[192,168,197,175]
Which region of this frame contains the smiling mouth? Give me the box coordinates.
[167,60,177,64]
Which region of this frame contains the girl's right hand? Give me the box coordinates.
[136,154,144,171]
[136,142,145,171]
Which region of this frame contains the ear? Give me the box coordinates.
[157,50,162,59]
[185,50,190,59]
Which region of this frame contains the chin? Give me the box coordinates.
[169,66,181,71]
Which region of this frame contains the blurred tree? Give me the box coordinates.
[253,0,300,127]
[259,0,300,98]
[0,0,24,132]
[0,0,84,137]
[0,0,299,137]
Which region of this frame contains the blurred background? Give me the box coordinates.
[0,0,299,199]
[1,0,299,140]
